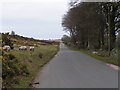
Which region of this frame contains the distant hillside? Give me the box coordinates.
[1,32,59,47]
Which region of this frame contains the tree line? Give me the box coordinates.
[62,1,120,55]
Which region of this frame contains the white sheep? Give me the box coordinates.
[29,46,35,51]
[92,51,98,54]
[19,46,27,50]
[3,45,11,51]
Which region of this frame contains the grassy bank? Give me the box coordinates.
[67,45,119,67]
[11,44,59,88]
[2,33,60,88]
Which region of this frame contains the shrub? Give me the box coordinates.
[2,52,18,79]
[2,33,14,49]
[110,48,119,66]
[2,51,29,88]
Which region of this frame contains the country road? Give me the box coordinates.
[34,43,118,88]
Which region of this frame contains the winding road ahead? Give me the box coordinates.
[34,43,118,88]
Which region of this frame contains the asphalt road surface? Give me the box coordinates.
[34,43,118,88]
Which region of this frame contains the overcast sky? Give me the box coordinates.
[0,0,69,40]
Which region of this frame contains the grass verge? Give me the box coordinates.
[11,44,59,88]
[67,45,119,67]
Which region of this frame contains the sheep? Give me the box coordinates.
[19,46,27,50]
[3,45,11,51]
[29,46,35,51]
[92,51,98,54]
